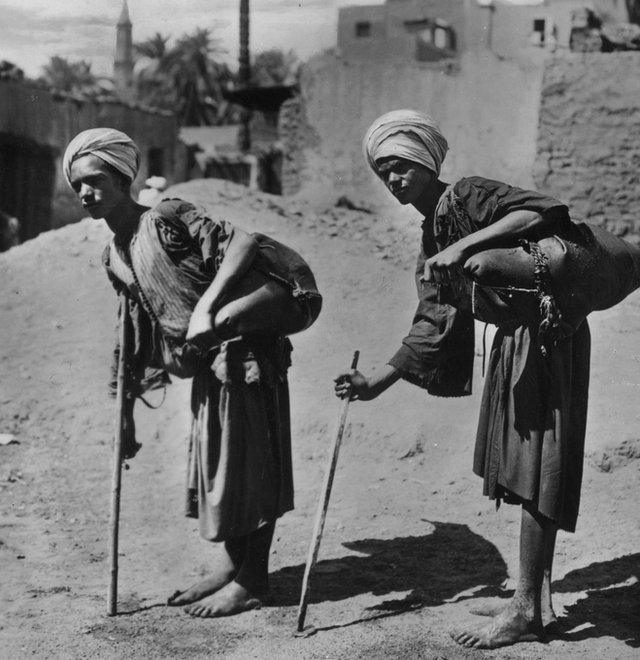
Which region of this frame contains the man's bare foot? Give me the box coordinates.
[167,568,235,606]
[468,598,509,618]
[450,609,543,649]
[470,599,558,628]
[184,581,263,618]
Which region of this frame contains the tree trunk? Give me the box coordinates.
[238,0,252,152]
[627,0,640,25]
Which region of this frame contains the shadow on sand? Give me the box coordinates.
[270,520,508,621]
[549,553,640,648]
[463,552,640,648]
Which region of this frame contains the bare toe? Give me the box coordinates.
[182,582,262,619]
[450,609,542,650]
[168,570,235,607]
[184,604,202,617]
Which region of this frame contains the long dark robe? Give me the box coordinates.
[390,177,590,532]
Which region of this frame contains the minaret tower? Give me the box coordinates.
[113,0,134,101]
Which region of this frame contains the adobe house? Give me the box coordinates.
[338,0,464,62]
[0,80,181,242]
[0,0,183,244]
[337,0,629,61]
[291,0,636,215]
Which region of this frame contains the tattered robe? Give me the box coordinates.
[104,199,321,541]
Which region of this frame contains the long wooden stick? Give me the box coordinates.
[296,350,360,634]
[107,295,130,616]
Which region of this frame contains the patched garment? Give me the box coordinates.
[392,176,590,532]
[102,199,320,540]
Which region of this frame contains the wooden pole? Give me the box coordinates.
[296,350,360,634]
[107,295,130,616]
[238,0,252,152]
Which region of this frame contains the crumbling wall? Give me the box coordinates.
[534,53,640,240]
[277,95,320,196]
[298,50,545,214]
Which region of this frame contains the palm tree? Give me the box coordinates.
[135,32,169,60]
[627,0,640,25]
[168,28,231,125]
[133,28,236,125]
[251,48,300,86]
[39,56,113,97]
[134,33,175,110]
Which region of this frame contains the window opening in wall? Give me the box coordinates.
[406,18,455,53]
[532,18,546,46]
[434,26,448,49]
[355,21,371,38]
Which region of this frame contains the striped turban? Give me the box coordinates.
[363,109,448,177]
[63,128,140,187]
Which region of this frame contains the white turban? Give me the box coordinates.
[363,109,448,177]
[63,128,140,187]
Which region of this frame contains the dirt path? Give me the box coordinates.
[1,180,638,658]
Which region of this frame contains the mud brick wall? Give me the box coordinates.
[277,95,319,196]
[299,50,545,213]
[534,53,640,241]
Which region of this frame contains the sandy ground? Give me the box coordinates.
[0,179,639,659]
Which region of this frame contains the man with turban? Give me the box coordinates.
[335,109,616,649]
[63,127,141,188]
[64,127,322,618]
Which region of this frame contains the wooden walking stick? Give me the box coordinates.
[107,295,130,616]
[296,350,360,636]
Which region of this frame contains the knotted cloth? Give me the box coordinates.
[363,109,449,177]
[63,128,140,187]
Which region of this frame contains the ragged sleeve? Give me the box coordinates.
[455,177,571,234]
[387,244,475,397]
[103,246,171,399]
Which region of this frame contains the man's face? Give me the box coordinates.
[375,157,434,205]
[69,155,129,219]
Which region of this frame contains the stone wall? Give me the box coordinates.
[534,52,640,240]
[277,95,320,196]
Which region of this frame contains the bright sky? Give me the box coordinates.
[0,0,541,78]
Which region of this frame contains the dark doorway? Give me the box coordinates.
[147,147,164,176]
[259,149,282,195]
[0,133,56,241]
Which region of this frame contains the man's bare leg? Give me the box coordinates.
[450,505,550,649]
[469,522,558,628]
[167,537,246,606]
[541,525,558,627]
[185,522,274,618]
